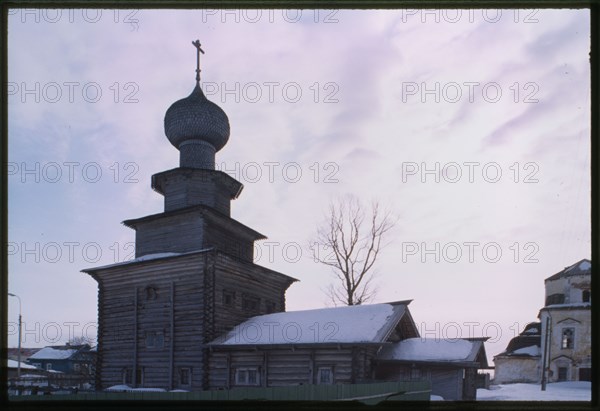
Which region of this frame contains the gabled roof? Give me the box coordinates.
[377,338,489,368]
[545,259,591,282]
[208,301,414,346]
[27,344,90,361]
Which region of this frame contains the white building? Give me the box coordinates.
[539,259,592,382]
[494,259,591,384]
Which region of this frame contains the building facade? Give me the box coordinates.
[493,259,591,384]
[539,259,592,382]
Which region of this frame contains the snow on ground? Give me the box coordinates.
[477,382,591,401]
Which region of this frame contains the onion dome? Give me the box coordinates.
[164,84,230,152]
[163,40,230,169]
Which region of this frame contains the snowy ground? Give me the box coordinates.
[477,381,591,401]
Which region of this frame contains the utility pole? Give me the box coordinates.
[541,315,550,391]
[8,293,22,378]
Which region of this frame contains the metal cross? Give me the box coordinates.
[192,40,205,83]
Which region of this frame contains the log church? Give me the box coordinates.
[83,41,297,391]
[83,41,489,399]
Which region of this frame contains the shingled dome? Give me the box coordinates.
[164,83,230,152]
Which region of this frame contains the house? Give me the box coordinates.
[206,301,418,389]
[539,259,591,382]
[26,343,95,375]
[492,322,541,384]
[375,337,489,400]
[206,301,489,400]
[492,259,591,384]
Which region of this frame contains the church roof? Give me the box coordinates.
[545,259,591,282]
[164,83,230,151]
[208,301,413,346]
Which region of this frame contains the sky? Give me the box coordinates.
[7,8,591,366]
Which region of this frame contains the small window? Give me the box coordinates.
[410,368,422,380]
[136,368,144,386]
[73,363,81,372]
[223,290,235,307]
[123,368,132,385]
[145,286,157,300]
[561,328,574,349]
[317,367,333,385]
[242,295,260,313]
[558,367,568,381]
[145,331,165,349]
[46,363,52,371]
[235,368,260,386]
[582,290,590,303]
[180,368,191,386]
[546,293,565,306]
[33,363,41,369]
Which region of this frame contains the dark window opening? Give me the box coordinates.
[180,368,191,386]
[546,293,565,306]
[146,331,165,349]
[557,367,568,381]
[136,368,144,386]
[223,290,235,306]
[582,290,590,303]
[242,295,260,313]
[123,368,132,385]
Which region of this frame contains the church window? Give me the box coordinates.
[561,328,574,349]
[223,290,235,307]
[582,290,590,303]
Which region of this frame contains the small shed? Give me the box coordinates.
[375,337,490,400]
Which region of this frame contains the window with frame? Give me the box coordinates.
[235,367,260,386]
[46,363,52,371]
[410,368,422,380]
[317,367,333,385]
[561,328,574,349]
[145,331,165,349]
[179,368,191,386]
[582,290,590,303]
[557,367,568,381]
[73,363,81,373]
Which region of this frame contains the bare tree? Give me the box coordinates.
[67,335,95,346]
[311,195,396,306]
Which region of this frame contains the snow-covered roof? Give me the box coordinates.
[7,360,37,370]
[545,259,591,282]
[512,345,541,356]
[209,302,411,346]
[82,251,189,272]
[378,338,484,363]
[28,347,78,360]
